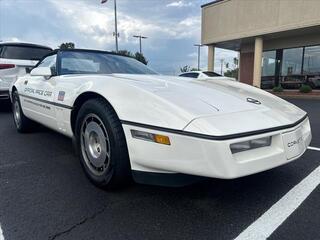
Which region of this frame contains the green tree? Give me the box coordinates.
[180,65,191,73]
[59,42,75,49]
[117,50,133,57]
[233,57,239,67]
[134,52,148,65]
[115,50,148,65]
[224,68,239,79]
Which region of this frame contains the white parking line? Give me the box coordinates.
[0,224,4,240]
[308,146,320,151]
[234,165,320,240]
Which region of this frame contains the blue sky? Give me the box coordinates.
[0,0,237,75]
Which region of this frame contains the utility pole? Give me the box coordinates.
[113,0,119,52]
[101,0,119,52]
[194,44,203,70]
[133,35,148,54]
[220,58,224,75]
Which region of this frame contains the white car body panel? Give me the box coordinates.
[0,59,38,90]
[123,117,311,177]
[11,54,312,180]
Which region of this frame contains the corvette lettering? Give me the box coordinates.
[287,137,303,148]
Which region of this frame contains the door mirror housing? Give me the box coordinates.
[30,67,52,78]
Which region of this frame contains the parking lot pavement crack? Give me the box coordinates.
[48,207,106,240]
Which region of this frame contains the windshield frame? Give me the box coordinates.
[56,49,158,76]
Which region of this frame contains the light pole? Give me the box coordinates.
[220,58,224,75]
[101,0,119,52]
[133,35,148,54]
[194,44,203,70]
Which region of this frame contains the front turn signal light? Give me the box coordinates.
[154,134,171,145]
[131,130,171,145]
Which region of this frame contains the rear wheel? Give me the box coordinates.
[75,98,132,189]
[12,91,36,133]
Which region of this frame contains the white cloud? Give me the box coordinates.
[166,1,193,8]
[48,0,201,49]
[3,37,20,42]
[0,0,237,74]
[188,52,198,58]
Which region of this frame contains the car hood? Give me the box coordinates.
[111,74,306,135]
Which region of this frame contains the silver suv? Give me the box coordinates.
[0,42,52,100]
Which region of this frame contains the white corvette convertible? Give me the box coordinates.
[10,49,312,188]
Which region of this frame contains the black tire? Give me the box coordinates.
[75,98,132,189]
[12,91,36,133]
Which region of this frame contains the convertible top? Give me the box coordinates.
[51,48,132,57]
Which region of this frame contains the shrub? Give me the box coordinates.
[299,84,312,93]
[272,85,284,92]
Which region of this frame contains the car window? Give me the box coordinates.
[35,54,57,75]
[1,45,52,60]
[180,73,199,78]
[38,55,57,68]
[59,51,158,75]
[203,71,222,77]
[179,73,188,77]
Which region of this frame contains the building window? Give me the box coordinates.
[261,46,320,89]
[303,45,320,88]
[303,45,320,75]
[261,50,277,89]
[262,51,276,76]
[281,47,303,76]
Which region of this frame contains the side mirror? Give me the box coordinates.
[30,67,52,78]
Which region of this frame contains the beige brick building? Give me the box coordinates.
[201,0,320,89]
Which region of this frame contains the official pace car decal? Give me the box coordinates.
[24,87,52,97]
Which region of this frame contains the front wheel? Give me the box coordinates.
[75,98,132,189]
[12,91,36,133]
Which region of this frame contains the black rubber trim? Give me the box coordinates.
[121,114,308,141]
[201,0,225,8]
[132,170,203,187]
[18,93,73,110]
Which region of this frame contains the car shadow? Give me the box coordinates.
[0,100,12,112]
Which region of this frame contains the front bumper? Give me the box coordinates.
[122,117,311,179]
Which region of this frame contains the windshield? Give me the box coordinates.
[59,51,157,75]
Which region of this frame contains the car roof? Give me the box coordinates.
[0,41,52,50]
[180,71,202,74]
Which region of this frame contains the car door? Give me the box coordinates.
[20,54,58,130]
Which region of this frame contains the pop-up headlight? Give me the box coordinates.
[230,136,271,154]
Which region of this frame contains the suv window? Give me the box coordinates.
[1,45,52,60]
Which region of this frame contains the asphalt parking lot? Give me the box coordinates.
[0,98,319,240]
